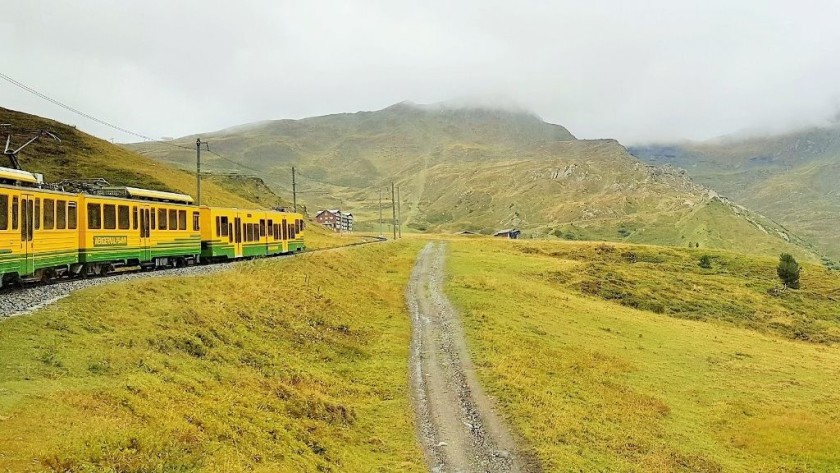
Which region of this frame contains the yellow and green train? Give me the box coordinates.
[0,167,305,286]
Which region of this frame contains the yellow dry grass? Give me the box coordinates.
[446,238,840,472]
[0,241,425,472]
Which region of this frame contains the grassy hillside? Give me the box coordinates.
[130,102,815,260]
[0,106,359,250]
[445,238,840,471]
[0,242,425,472]
[629,126,840,261]
[0,107,260,209]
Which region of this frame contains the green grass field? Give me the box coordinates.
[445,238,840,472]
[0,242,425,472]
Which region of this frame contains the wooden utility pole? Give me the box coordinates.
[396,185,402,238]
[292,166,297,213]
[379,188,383,237]
[195,138,202,206]
[391,182,397,240]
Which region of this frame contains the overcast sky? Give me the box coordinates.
[3,0,840,144]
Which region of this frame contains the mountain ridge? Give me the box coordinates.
[629,123,840,260]
[124,101,820,259]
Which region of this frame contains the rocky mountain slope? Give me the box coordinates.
[629,124,840,260]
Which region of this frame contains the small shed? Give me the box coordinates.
[493,229,521,239]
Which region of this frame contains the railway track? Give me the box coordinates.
[0,236,386,319]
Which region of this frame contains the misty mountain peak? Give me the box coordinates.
[383,98,541,120]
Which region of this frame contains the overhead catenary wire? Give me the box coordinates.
[0,71,194,151]
[1,71,389,214]
[0,71,278,182]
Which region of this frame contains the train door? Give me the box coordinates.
[234,215,243,258]
[281,218,288,253]
[20,194,34,275]
[139,205,152,261]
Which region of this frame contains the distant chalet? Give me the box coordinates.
[315,209,353,232]
[494,229,520,239]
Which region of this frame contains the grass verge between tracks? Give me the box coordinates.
[446,238,840,472]
[0,241,425,472]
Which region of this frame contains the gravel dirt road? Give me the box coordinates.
[407,242,539,473]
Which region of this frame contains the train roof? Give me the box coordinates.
[0,166,39,184]
[99,186,195,204]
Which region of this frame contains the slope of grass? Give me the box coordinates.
[0,242,425,472]
[1,107,259,208]
[446,238,840,471]
[521,240,840,343]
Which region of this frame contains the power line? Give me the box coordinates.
[0,71,193,151]
[0,71,379,208]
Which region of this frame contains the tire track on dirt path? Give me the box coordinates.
[407,241,539,473]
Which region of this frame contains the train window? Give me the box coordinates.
[57,200,67,229]
[281,219,287,240]
[300,219,305,231]
[11,197,17,230]
[87,203,101,229]
[228,223,233,243]
[0,195,7,230]
[158,208,167,230]
[34,198,40,230]
[44,199,55,230]
[274,224,280,239]
[132,206,138,230]
[259,219,266,238]
[118,205,130,230]
[169,209,177,231]
[68,202,77,229]
[192,212,199,231]
[104,204,117,229]
[267,219,273,239]
[150,208,156,230]
[220,216,229,236]
[178,210,186,230]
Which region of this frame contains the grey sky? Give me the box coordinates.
[3,0,840,144]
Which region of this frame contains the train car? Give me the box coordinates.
[200,207,306,261]
[285,211,306,253]
[0,168,80,284]
[200,206,262,261]
[264,209,287,256]
[79,187,200,273]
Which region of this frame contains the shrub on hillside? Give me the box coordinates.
[777,253,801,289]
[698,255,712,269]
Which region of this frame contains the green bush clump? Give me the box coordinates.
[777,253,801,289]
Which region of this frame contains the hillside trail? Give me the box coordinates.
[406,242,539,473]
